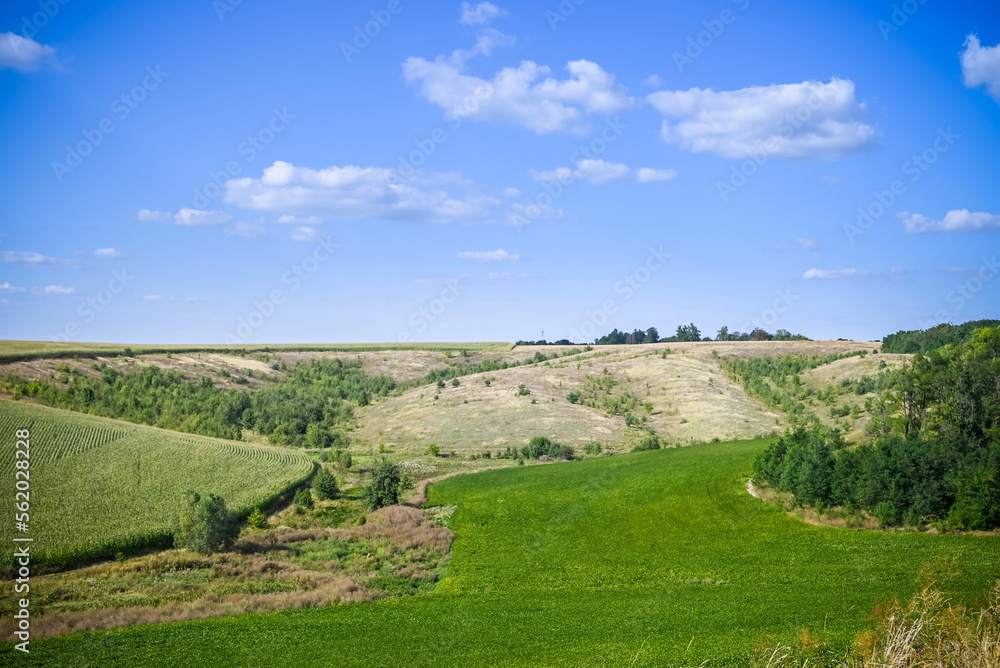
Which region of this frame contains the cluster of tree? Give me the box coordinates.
[4,359,396,447]
[753,327,1000,529]
[715,326,809,342]
[586,324,810,345]
[515,339,575,346]
[520,436,575,460]
[881,319,1000,353]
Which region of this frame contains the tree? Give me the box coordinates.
[246,507,268,530]
[313,466,339,500]
[645,327,660,343]
[294,489,314,509]
[675,323,701,342]
[175,492,237,554]
[749,328,772,341]
[717,326,733,341]
[364,458,402,510]
[304,423,332,449]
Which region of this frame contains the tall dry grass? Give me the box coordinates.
[754,577,1000,667]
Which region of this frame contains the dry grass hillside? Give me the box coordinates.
[352,340,882,456]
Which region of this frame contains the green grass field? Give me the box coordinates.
[0,340,515,363]
[7,438,997,667]
[0,401,314,567]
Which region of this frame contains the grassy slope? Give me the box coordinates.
[10,439,997,667]
[0,340,514,363]
[0,401,314,566]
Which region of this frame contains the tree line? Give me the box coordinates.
[881,319,1000,353]
[522,324,810,346]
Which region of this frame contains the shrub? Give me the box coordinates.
[521,436,575,461]
[427,444,440,457]
[313,466,339,500]
[364,458,402,510]
[451,378,460,387]
[583,442,603,456]
[175,492,238,554]
[294,489,314,509]
[246,507,268,530]
[436,380,446,389]
[566,391,581,404]
[517,384,530,396]
[632,433,662,452]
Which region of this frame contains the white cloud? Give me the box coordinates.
[224,161,500,224]
[224,219,267,240]
[143,295,163,301]
[0,32,59,71]
[93,248,123,259]
[403,57,633,134]
[289,226,324,243]
[0,251,57,265]
[802,268,871,281]
[456,249,519,262]
[460,2,506,25]
[0,282,25,293]
[277,214,323,225]
[506,202,562,227]
[136,208,233,226]
[899,209,1000,234]
[646,78,877,160]
[636,167,679,183]
[501,187,521,198]
[41,285,76,295]
[532,159,676,185]
[792,238,824,251]
[961,35,1000,102]
[643,74,665,89]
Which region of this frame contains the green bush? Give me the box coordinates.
[175,492,238,554]
[313,466,339,500]
[294,489,314,509]
[521,436,575,460]
[632,433,662,452]
[427,444,440,457]
[246,507,268,530]
[566,391,581,404]
[583,442,603,455]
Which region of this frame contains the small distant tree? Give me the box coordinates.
[436,379,446,389]
[427,443,440,457]
[246,507,268,530]
[313,466,339,500]
[749,328,772,341]
[517,384,531,396]
[566,391,581,404]
[451,378,460,387]
[336,450,353,469]
[364,458,402,510]
[304,423,332,449]
[176,491,237,554]
[632,433,662,452]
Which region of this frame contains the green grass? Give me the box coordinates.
[0,401,314,568]
[0,340,514,363]
[6,439,998,666]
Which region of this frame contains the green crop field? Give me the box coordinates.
[7,438,997,667]
[0,340,515,363]
[0,400,314,568]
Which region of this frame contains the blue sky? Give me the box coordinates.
[1,0,998,344]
